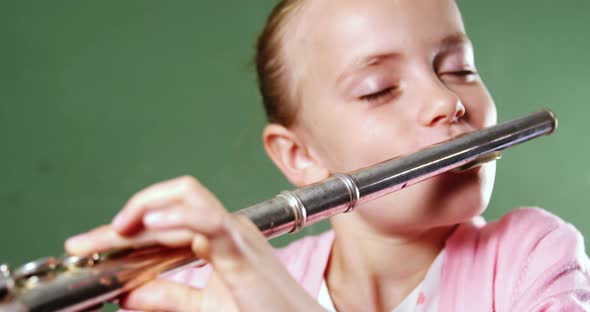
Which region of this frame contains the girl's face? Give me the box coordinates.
[282,0,497,232]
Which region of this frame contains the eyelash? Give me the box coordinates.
[442,69,479,81]
[452,69,477,76]
[360,86,397,103]
[358,69,476,103]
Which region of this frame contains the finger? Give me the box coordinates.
[120,279,202,312]
[199,215,262,275]
[200,272,239,312]
[113,176,211,235]
[112,176,191,235]
[65,225,194,255]
[141,204,245,265]
[142,203,227,237]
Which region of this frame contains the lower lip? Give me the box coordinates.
[451,165,483,175]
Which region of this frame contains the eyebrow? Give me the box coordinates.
[336,32,471,87]
[336,52,401,87]
[349,52,401,70]
[435,33,473,68]
[352,33,469,67]
[440,32,471,50]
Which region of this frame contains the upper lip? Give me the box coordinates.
[426,124,477,148]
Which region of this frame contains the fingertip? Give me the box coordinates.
[191,233,211,260]
[65,226,120,255]
[64,234,90,256]
[118,295,141,310]
[119,280,201,311]
[111,211,128,232]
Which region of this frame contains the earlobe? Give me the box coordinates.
[262,124,329,186]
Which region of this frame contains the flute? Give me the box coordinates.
[0,109,558,312]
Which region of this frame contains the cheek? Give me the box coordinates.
[308,106,416,173]
[304,82,497,174]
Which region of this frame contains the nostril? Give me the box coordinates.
[431,115,446,126]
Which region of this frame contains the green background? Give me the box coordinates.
[0,0,588,294]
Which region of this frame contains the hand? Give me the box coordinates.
[65,176,324,312]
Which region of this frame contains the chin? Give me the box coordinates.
[355,161,496,231]
[427,160,496,225]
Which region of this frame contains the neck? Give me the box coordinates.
[325,212,456,312]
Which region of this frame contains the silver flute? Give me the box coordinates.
[0,109,558,312]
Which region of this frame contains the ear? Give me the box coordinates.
[262,124,330,187]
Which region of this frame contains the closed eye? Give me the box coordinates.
[440,69,479,83]
[452,70,478,76]
[359,86,398,103]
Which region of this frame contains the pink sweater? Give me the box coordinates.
[168,208,590,311]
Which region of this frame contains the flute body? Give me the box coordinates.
[0,110,557,312]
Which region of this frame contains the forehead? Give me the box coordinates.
[285,0,465,75]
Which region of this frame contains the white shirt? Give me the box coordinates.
[318,250,444,312]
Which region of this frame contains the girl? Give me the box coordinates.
[65,0,590,311]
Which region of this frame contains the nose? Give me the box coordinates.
[418,80,466,127]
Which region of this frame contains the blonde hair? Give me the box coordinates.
[255,0,305,126]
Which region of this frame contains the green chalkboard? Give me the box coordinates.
[0,2,588,308]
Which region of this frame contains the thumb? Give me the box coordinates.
[120,279,201,312]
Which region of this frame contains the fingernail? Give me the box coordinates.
[143,211,165,227]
